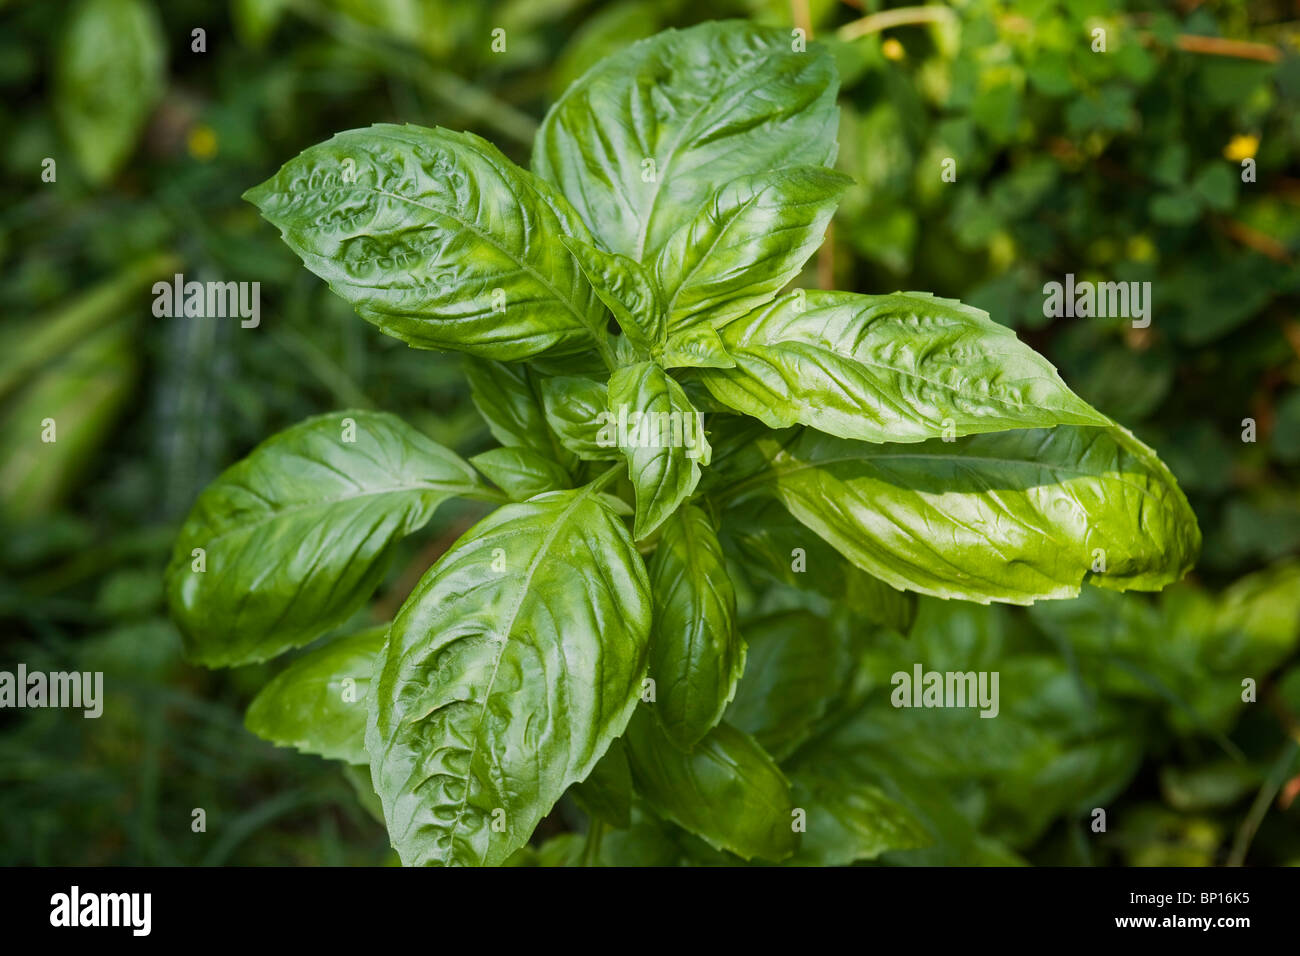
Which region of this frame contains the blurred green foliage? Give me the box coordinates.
[2,0,1299,865]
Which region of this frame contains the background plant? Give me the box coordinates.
[2,0,1298,866]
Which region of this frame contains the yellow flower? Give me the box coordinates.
[1224,134,1258,162]
[882,38,905,61]
[188,125,218,161]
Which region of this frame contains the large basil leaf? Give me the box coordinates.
[367,488,653,866]
[245,124,605,360]
[623,708,796,861]
[721,497,915,632]
[539,375,622,461]
[700,291,1110,442]
[647,505,744,748]
[656,166,851,332]
[533,21,839,261]
[607,362,712,539]
[560,236,665,351]
[56,0,165,185]
[463,357,576,470]
[244,625,388,764]
[740,425,1200,604]
[166,411,489,666]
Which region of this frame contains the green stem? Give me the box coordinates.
[588,463,625,495]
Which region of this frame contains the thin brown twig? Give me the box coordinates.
[1215,216,1292,263]
[837,5,956,42]
[818,222,836,290]
[791,0,812,38]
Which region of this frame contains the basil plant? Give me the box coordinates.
[166,21,1199,866]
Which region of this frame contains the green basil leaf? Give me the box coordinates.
[463,357,576,470]
[720,497,915,632]
[788,767,930,866]
[700,291,1111,442]
[660,325,736,370]
[244,625,388,764]
[647,504,744,748]
[533,20,840,261]
[560,236,665,350]
[623,708,796,861]
[724,610,844,760]
[607,362,712,539]
[245,124,605,360]
[656,166,851,332]
[470,446,572,501]
[570,738,633,828]
[56,0,165,185]
[166,411,488,667]
[741,425,1200,604]
[539,375,622,461]
[367,488,653,866]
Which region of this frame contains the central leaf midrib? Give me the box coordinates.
[443,487,603,861]
[203,479,478,548]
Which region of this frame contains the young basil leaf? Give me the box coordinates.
[607,362,712,539]
[244,625,388,765]
[660,325,736,370]
[559,236,665,350]
[724,610,844,760]
[743,425,1201,604]
[539,375,622,460]
[533,20,840,261]
[245,124,606,360]
[470,446,572,501]
[720,498,915,633]
[165,411,489,667]
[699,290,1112,442]
[56,0,165,185]
[463,357,576,470]
[367,488,653,867]
[623,707,796,862]
[787,767,930,866]
[569,738,633,829]
[647,504,744,748]
[656,166,852,332]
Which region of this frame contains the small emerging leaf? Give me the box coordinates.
[471,446,571,500]
[660,325,736,370]
[464,357,576,470]
[607,362,712,539]
[539,375,622,461]
[245,626,388,764]
[560,236,665,350]
[648,504,744,748]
